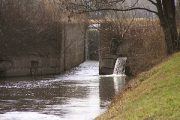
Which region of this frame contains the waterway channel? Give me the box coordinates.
[0,61,126,120]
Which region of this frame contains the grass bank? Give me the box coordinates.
[96,52,180,120]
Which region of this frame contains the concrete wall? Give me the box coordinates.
[1,56,61,77]
[63,23,86,70]
[0,23,86,77]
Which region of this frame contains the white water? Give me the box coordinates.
[113,57,127,75]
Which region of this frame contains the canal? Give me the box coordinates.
[0,61,126,120]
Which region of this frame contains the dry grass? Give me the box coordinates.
[99,18,167,75]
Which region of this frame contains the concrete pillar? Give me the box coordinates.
[99,23,117,75]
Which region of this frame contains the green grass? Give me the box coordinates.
[96,52,180,120]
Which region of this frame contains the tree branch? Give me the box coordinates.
[78,7,158,15]
[147,0,157,6]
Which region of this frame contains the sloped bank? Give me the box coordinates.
[96,52,180,120]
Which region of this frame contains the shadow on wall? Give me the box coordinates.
[0,59,12,78]
[30,60,39,76]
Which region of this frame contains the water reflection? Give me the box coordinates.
[113,76,126,93]
[0,61,126,120]
[99,77,115,107]
[0,78,89,115]
[99,76,126,107]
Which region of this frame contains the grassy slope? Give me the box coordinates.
[97,52,180,120]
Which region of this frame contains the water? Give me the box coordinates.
[0,61,126,120]
[113,57,127,75]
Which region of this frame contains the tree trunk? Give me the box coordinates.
[160,19,179,54]
[157,0,180,54]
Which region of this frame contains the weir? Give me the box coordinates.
[113,57,127,75]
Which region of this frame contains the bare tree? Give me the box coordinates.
[65,0,180,54]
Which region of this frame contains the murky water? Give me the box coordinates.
[0,61,126,120]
